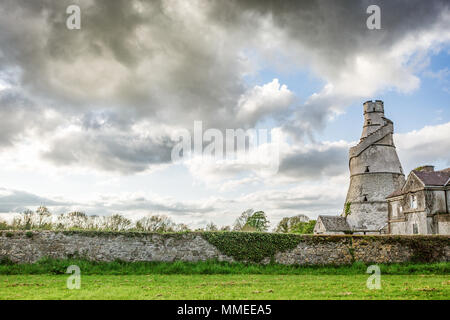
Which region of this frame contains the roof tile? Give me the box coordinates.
[317,215,350,231]
[413,168,450,186]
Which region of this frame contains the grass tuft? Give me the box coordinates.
[0,258,448,276]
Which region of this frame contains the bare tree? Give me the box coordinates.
[135,215,175,232]
[205,222,218,231]
[12,207,52,230]
[101,214,132,231]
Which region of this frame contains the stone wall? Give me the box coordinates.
[0,231,449,265]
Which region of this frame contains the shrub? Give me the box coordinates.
[344,202,352,217]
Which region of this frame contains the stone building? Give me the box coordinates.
[313,216,350,235]
[386,166,450,235]
[315,100,405,234]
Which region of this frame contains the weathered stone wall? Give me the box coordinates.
[1,231,449,265]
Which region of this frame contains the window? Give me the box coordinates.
[365,166,370,172]
[410,195,418,209]
[399,206,403,214]
[413,224,418,234]
[363,195,368,202]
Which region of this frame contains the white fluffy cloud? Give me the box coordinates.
[236,79,295,124]
[395,122,450,172]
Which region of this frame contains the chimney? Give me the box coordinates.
[417,165,435,172]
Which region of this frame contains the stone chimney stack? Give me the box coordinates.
[417,165,435,172]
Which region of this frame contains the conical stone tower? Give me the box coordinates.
[344,100,405,231]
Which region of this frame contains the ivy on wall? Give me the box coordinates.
[202,232,306,263]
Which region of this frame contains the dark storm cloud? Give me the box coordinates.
[0,88,61,148]
[42,129,176,173]
[0,0,448,173]
[0,187,69,212]
[278,144,348,180]
[0,187,216,217]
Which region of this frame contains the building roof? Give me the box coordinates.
[386,188,404,198]
[317,215,351,231]
[387,168,450,199]
[413,168,450,186]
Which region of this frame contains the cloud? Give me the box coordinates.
[0,0,449,174]
[395,122,450,172]
[184,127,351,187]
[278,141,350,181]
[41,121,176,173]
[236,79,295,124]
[0,187,69,213]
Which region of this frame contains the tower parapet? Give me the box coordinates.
[361,100,386,139]
[344,100,405,231]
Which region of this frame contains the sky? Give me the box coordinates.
[0,0,449,229]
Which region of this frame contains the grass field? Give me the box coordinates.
[1,274,449,299]
[0,259,449,300]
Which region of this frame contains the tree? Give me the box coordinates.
[102,214,132,231]
[0,217,10,230]
[135,215,175,232]
[291,220,316,234]
[275,214,310,233]
[233,209,254,231]
[56,211,88,230]
[13,209,34,230]
[35,206,52,229]
[12,207,52,230]
[233,209,270,232]
[246,211,270,232]
[174,223,190,232]
[205,222,218,231]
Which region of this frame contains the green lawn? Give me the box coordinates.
[1,260,449,299]
[1,274,449,299]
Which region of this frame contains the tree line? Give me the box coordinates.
[0,206,316,234]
